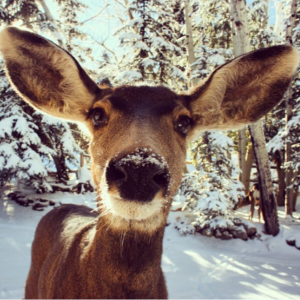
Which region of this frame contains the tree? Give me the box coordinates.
[110,0,186,91]
[0,0,92,191]
[173,0,250,239]
[0,65,53,192]
[231,0,279,235]
[284,0,298,217]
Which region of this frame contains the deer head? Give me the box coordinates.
[1,27,298,234]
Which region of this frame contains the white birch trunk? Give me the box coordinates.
[184,0,199,88]
[274,2,284,36]
[262,0,270,29]
[38,0,65,48]
[231,0,249,187]
[248,123,279,235]
[285,0,297,217]
[231,0,279,235]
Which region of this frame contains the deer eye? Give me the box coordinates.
[175,116,191,136]
[93,108,107,127]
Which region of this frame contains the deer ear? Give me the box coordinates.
[0,26,101,122]
[187,45,299,139]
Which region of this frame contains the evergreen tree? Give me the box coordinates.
[111,0,186,91]
[0,64,53,192]
[0,0,91,191]
[178,131,244,217]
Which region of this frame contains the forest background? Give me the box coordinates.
[0,0,299,237]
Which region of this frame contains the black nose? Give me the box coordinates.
[106,152,169,202]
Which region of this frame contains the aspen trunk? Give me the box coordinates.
[284,0,297,216]
[262,0,270,30]
[244,144,254,193]
[227,150,232,176]
[273,150,286,206]
[231,0,249,188]
[184,0,199,88]
[183,0,200,174]
[238,129,247,185]
[231,0,279,235]
[285,86,294,215]
[249,123,279,235]
[38,0,65,48]
[274,2,284,36]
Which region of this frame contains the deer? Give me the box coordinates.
[248,183,262,222]
[0,26,298,299]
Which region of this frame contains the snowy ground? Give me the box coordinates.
[0,185,300,299]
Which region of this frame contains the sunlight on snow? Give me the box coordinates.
[184,250,211,269]
[239,281,282,298]
[230,259,254,272]
[223,264,249,276]
[261,264,276,271]
[278,272,288,276]
[260,272,292,285]
[4,237,20,252]
[3,202,15,218]
[162,254,179,273]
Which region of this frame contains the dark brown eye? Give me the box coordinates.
[93,108,107,127]
[175,116,191,136]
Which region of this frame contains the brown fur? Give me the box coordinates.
[0,26,299,299]
[188,45,299,139]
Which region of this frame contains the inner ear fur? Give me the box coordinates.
[188,45,299,133]
[0,26,101,122]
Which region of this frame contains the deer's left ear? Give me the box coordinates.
[187,45,299,139]
[0,26,101,122]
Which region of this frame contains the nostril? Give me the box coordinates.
[106,163,126,184]
[153,171,169,188]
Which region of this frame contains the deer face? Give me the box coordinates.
[1,27,298,233]
[86,86,189,231]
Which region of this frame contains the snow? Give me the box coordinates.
[77,165,92,183]
[114,70,143,83]
[150,37,181,53]
[141,58,158,68]
[1,187,300,299]
[119,150,168,168]
[208,53,226,67]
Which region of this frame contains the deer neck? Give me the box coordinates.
[80,216,167,298]
[93,217,165,267]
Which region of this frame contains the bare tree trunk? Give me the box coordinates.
[231,0,249,188]
[231,0,279,235]
[37,0,72,181]
[123,0,134,20]
[262,0,270,29]
[285,0,297,216]
[183,0,200,175]
[249,123,279,235]
[292,180,298,211]
[38,0,65,48]
[227,150,232,176]
[285,86,294,215]
[238,129,247,185]
[273,150,286,206]
[231,0,251,56]
[244,144,254,192]
[274,1,284,37]
[184,0,199,88]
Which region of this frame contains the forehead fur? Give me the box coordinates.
[102,85,181,116]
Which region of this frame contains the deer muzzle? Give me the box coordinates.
[106,149,170,203]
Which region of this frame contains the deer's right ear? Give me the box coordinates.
[186,45,299,140]
[0,26,101,122]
